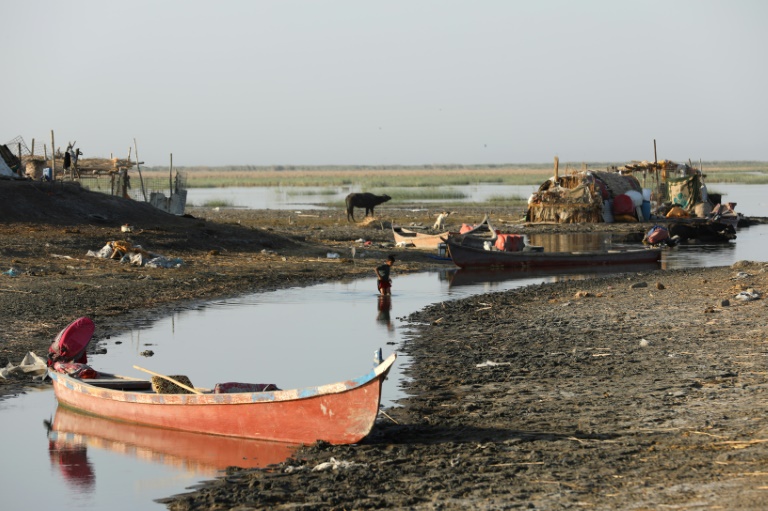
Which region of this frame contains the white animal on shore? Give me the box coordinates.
[433,211,449,230]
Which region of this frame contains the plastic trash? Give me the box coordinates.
[735,290,760,301]
[4,268,19,277]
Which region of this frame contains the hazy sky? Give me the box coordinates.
[3,1,766,166]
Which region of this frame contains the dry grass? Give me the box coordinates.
[137,162,768,188]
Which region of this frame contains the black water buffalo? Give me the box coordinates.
[345,193,391,222]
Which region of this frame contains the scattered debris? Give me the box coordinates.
[476,360,511,368]
[86,241,182,268]
[312,457,364,471]
[0,352,46,379]
[735,289,761,301]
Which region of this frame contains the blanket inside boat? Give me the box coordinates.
[214,382,280,394]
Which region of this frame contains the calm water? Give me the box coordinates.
[186,182,766,216]
[2,184,767,511]
[187,183,539,210]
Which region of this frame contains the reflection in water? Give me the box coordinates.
[46,406,298,481]
[377,296,394,331]
[526,232,616,252]
[660,238,737,269]
[46,420,96,492]
[446,262,663,288]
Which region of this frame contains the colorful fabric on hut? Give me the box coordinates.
[667,175,700,212]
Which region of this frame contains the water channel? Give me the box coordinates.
[2,185,767,510]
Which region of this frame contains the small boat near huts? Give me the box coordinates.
[445,236,662,269]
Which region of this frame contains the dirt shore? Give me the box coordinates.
[3,181,768,510]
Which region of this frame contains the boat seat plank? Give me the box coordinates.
[88,378,153,390]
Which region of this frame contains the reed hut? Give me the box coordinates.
[526,157,710,224]
[525,157,644,224]
[526,173,604,223]
[620,159,705,214]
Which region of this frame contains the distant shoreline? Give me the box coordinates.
[132,162,768,189]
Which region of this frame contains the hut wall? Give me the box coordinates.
[528,202,604,224]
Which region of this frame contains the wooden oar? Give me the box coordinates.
[132,365,203,395]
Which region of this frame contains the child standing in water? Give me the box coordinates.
[375,254,396,295]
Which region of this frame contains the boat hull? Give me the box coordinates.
[49,354,396,445]
[446,238,662,269]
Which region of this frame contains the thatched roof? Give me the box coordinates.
[590,170,638,197]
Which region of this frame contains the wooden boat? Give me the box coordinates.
[445,236,662,269]
[709,202,739,229]
[47,405,296,475]
[392,225,450,249]
[449,215,503,247]
[392,215,496,250]
[49,353,396,445]
[456,214,495,237]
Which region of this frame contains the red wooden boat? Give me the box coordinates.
[49,353,396,445]
[445,236,662,269]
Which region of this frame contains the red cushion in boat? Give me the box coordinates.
[48,317,95,366]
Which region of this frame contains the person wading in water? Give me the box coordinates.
[375,254,396,296]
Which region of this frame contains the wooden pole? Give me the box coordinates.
[169,153,174,211]
[50,130,56,181]
[554,156,559,182]
[134,138,148,201]
[653,139,662,202]
[132,365,203,394]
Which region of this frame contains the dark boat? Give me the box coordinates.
[445,236,662,269]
